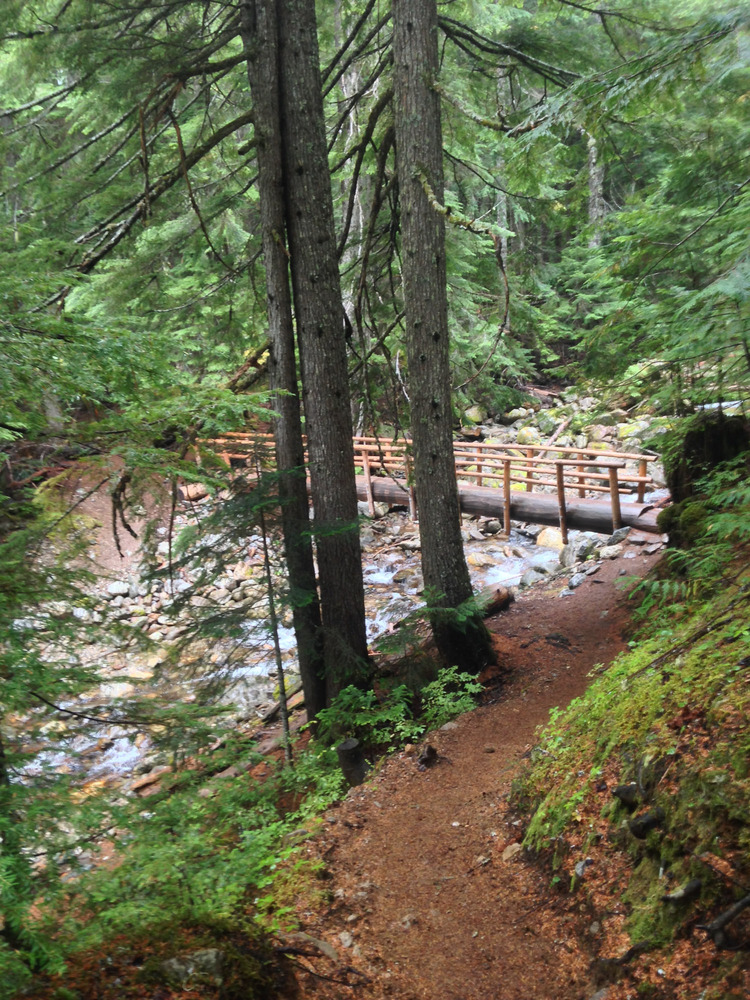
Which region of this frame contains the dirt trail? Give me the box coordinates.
[299,542,663,1000]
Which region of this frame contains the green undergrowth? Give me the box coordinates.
[514,559,750,957]
[7,667,479,998]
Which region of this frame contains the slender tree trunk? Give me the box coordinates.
[392,0,492,672]
[242,0,326,721]
[586,130,605,249]
[277,0,370,700]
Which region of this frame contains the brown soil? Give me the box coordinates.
[293,542,664,1000]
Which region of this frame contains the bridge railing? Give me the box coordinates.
[201,431,658,541]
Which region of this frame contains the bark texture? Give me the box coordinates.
[277,0,369,698]
[242,0,326,720]
[393,0,491,671]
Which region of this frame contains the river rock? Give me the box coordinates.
[598,544,623,559]
[105,580,130,598]
[536,412,558,436]
[484,519,502,534]
[560,536,598,568]
[498,407,528,425]
[617,420,649,441]
[519,569,545,588]
[596,409,628,426]
[464,404,487,425]
[568,573,586,589]
[516,425,541,446]
[357,500,389,519]
[585,424,613,443]
[467,551,496,568]
[536,527,565,550]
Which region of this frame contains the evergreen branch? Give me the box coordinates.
[170,49,249,82]
[30,691,152,727]
[553,0,682,31]
[72,110,253,277]
[415,169,514,241]
[0,110,135,199]
[439,17,579,86]
[322,7,391,96]
[636,178,750,286]
[336,87,393,259]
[327,50,392,155]
[354,127,395,321]
[0,80,81,116]
[433,79,544,137]
[453,235,511,393]
[167,111,233,272]
[321,0,379,85]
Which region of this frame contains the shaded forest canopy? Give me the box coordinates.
[0,0,749,995]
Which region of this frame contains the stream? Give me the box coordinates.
[19,506,594,795]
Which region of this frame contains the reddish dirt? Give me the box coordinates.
[295,541,664,1000]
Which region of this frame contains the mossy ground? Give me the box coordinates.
[512,564,750,998]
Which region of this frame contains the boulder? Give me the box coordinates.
[536,527,565,550]
[516,425,541,446]
[464,404,487,425]
[498,406,529,426]
[105,580,130,598]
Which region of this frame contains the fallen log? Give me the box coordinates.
[354,475,662,534]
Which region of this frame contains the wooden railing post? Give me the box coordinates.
[637,458,647,503]
[525,448,534,492]
[555,462,568,544]
[577,452,586,498]
[477,443,483,487]
[609,465,622,531]
[362,451,375,517]
[503,460,511,535]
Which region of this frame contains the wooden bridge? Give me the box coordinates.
[205,433,664,541]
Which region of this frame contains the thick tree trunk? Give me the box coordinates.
[277,0,369,700]
[392,0,492,672]
[242,0,326,721]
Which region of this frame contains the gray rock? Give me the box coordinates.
[498,407,528,425]
[519,569,545,588]
[598,544,623,559]
[106,580,130,598]
[607,527,631,545]
[484,519,502,534]
[516,425,541,446]
[338,930,354,949]
[568,573,586,589]
[72,607,91,622]
[160,949,224,988]
[560,537,597,568]
[574,858,593,878]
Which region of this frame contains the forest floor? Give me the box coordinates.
[290,541,665,1000]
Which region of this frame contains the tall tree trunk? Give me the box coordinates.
[241,0,326,721]
[392,0,492,672]
[277,0,370,700]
